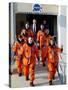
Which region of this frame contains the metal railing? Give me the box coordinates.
[58,52,66,84]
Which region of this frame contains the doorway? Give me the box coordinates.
[16,13,57,42]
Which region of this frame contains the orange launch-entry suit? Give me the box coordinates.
[46,46,62,81]
[12,41,23,74]
[18,43,38,81]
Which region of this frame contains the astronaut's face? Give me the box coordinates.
[17,35,22,43]
[21,29,26,36]
[18,38,22,42]
[50,40,54,46]
[25,24,29,29]
[40,25,44,30]
[46,29,49,35]
[33,19,36,24]
[28,37,33,44]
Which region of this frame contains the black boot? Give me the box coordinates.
[19,73,22,77]
[30,81,35,87]
[26,75,29,81]
[49,80,52,85]
[43,63,45,67]
[53,76,55,80]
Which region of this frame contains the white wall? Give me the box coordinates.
[57,6,66,84]
[15,3,58,15]
[10,3,16,45]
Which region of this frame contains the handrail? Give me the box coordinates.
[59,64,66,73]
[59,52,66,63]
[58,63,66,84]
[59,52,66,72]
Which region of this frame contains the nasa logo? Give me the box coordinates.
[33,4,42,12]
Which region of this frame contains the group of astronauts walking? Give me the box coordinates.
[11,19,63,86]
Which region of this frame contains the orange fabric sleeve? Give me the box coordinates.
[18,44,25,56]
[56,47,62,53]
[37,31,40,42]
[12,41,18,53]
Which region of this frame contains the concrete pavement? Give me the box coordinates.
[10,62,62,88]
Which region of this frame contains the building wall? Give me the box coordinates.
[15,3,58,15]
[57,6,66,84]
